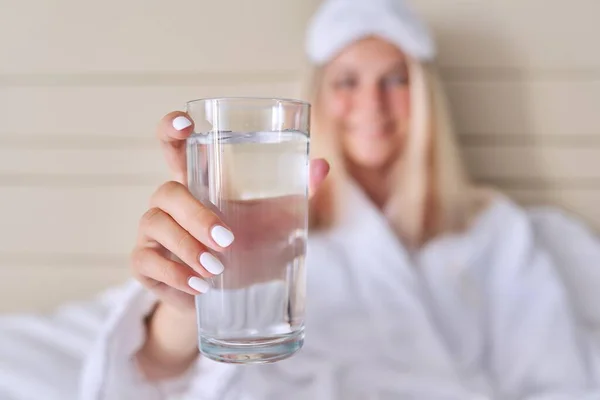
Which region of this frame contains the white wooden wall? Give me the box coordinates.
[0,0,598,312]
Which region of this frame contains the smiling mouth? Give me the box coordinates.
[349,121,395,137]
[352,129,393,138]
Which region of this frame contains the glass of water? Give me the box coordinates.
[186,97,310,364]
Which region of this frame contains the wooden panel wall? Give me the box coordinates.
[0,0,598,311]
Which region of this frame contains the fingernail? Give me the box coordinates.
[199,252,225,275]
[211,226,235,248]
[172,116,192,131]
[188,277,210,293]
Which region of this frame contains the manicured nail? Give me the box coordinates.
[211,226,235,248]
[172,116,192,130]
[188,277,210,293]
[199,252,225,275]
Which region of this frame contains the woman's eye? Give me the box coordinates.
[383,74,409,87]
[334,78,357,90]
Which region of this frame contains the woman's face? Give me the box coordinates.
[320,37,411,171]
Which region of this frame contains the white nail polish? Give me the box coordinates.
[199,252,225,275]
[172,116,192,130]
[211,226,235,248]
[188,277,210,293]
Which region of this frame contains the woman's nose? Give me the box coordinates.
[355,84,385,116]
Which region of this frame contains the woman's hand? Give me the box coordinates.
[132,111,329,308]
[132,112,329,379]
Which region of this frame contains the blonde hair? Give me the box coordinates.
[306,58,488,247]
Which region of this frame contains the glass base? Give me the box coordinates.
[199,329,304,364]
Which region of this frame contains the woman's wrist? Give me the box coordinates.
[136,301,199,380]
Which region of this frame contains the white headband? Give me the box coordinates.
[305,0,436,65]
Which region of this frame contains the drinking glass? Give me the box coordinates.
[186,97,310,364]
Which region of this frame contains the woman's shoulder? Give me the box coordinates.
[493,194,600,250]
[459,191,599,270]
[498,198,600,326]
[465,189,597,244]
[527,205,598,242]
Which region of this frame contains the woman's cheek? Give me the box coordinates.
[389,89,410,119]
[325,93,351,120]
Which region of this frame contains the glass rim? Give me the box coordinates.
[185,96,310,107]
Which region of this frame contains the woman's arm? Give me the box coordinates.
[135,302,199,381]
[80,111,329,400]
[80,281,238,400]
[79,281,195,400]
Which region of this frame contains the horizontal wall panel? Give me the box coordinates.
[2,0,600,315]
[0,71,300,88]
[459,134,600,147]
[446,80,600,137]
[0,191,598,313]
[0,187,155,255]
[463,147,600,180]
[0,82,301,137]
[1,187,599,312]
[0,0,320,74]
[508,189,600,232]
[1,146,598,182]
[0,148,165,176]
[1,80,598,139]
[1,0,599,73]
[0,265,129,313]
[2,184,599,257]
[413,0,600,70]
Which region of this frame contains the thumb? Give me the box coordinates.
[308,159,330,198]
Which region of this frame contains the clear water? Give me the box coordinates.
[187,130,309,363]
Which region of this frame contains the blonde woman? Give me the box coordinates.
[75,0,600,399]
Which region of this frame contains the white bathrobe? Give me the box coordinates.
[2,183,600,400]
